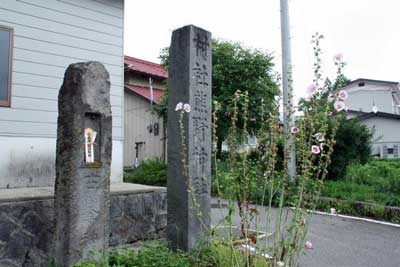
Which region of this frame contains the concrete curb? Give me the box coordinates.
[303,208,400,228]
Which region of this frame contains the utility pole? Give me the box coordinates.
[280,0,296,182]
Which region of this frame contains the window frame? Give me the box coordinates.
[0,25,13,107]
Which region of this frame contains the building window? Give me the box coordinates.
[388,148,394,155]
[0,26,13,107]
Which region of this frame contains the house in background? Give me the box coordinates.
[344,78,400,159]
[0,0,124,188]
[344,78,400,114]
[124,56,167,168]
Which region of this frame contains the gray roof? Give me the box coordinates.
[348,109,400,120]
[346,78,399,86]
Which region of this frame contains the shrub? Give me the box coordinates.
[327,117,373,179]
[123,159,167,186]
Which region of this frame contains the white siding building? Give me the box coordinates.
[344,78,400,159]
[0,0,124,188]
[358,113,400,158]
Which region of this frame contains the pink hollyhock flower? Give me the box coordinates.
[250,118,256,122]
[175,102,183,111]
[305,241,313,249]
[224,111,231,117]
[334,101,346,112]
[338,90,348,100]
[307,83,317,95]
[291,127,300,134]
[311,145,320,154]
[313,132,325,142]
[183,103,191,113]
[334,53,343,62]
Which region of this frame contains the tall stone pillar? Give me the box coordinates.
[167,25,212,251]
[54,62,112,266]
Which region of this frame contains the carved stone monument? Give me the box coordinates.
[167,25,212,251]
[54,62,112,266]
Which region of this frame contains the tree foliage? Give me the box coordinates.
[155,39,279,148]
[328,116,373,179]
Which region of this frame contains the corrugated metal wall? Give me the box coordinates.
[124,91,164,167]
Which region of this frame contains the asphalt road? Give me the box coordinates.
[211,202,400,267]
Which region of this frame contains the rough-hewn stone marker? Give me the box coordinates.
[167,25,212,251]
[54,62,112,266]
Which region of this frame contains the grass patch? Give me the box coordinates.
[64,241,272,267]
[108,242,192,267]
[213,159,400,222]
[322,160,400,206]
[205,241,271,267]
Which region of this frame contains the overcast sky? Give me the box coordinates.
[124,0,400,100]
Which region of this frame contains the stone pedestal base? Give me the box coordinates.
[0,183,167,267]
